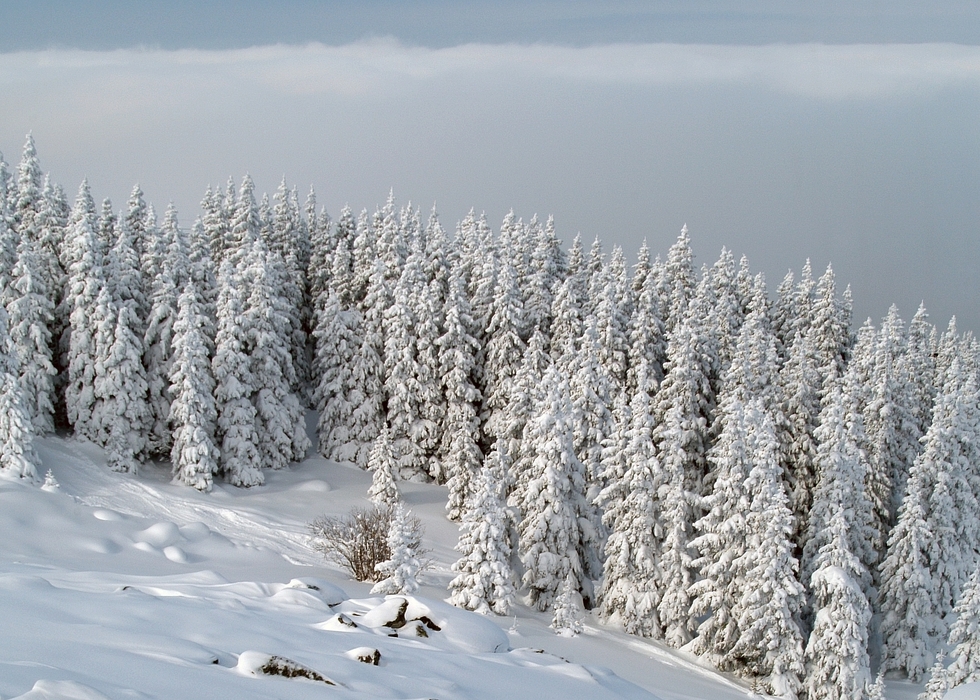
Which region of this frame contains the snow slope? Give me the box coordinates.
[0,430,920,699]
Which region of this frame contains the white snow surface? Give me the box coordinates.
[0,428,911,699]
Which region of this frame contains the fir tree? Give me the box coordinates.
[367,425,400,511]
[519,366,596,611]
[482,258,527,443]
[878,459,941,681]
[503,328,551,509]
[804,509,873,700]
[570,316,614,565]
[7,234,56,434]
[371,502,423,596]
[439,267,483,518]
[169,282,219,491]
[63,184,105,440]
[865,306,920,563]
[0,308,40,483]
[346,258,387,466]
[595,358,664,637]
[313,290,361,462]
[383,246,429,479]
[945,560,980,690]
[778,328,823,547]
[551,572,584,637]
[660,225,696,335]
[242,239,309,471]
[448,447,516,615]
[802,364,877,597]
[212,261,263,487]
[727,400,805,698]
[95,286,151,474]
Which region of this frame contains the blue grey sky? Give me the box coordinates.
[1,2,979,334]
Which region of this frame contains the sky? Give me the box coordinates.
[1,1,979,334]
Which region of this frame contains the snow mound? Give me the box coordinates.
[947,683,980,700]
[10,679,111,700]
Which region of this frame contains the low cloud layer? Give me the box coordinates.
[2,40,979,332]
[5,41,980,98]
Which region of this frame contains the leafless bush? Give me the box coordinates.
[308,506,426,582]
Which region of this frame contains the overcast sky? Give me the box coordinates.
[2,1,979,334]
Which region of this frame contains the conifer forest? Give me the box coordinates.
[2,134,979,700]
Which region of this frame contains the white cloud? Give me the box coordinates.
[3,41,980,100]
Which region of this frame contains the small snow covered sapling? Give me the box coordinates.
[41,469,60,492]
[372,502,427,596]
[551,573,583,637]
[919,652,948,700]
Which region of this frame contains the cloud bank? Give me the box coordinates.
[4,41,980,100]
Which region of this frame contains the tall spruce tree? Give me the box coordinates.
[520,365,598,610]
[449,446,516,615]
[439,266,483,518]
[169,281,219,491]
[595,358,664,637]
[7,234,56,434]
[804,509,873,700]
[212,260,263,487]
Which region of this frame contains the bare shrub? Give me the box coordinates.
[308,506,426,582]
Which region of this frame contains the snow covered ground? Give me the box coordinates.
[0,428,925,699]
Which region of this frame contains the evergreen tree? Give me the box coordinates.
[802,365,877,597]
[93,283,151,474]
[482,259,527,442]
[594,267,630,397]
[653,309,713,502]
[626,260,667,396]
[371,502,423,596]
[13,134,43,243]
[550,277,584,370]
[63,184,105,440]
[945,560,980,690]
[503,328,551,509]
[169,282,219,491]
[571,316,614,536]
[865,306,921,566]
[519,366,596,611]
[919,653,949,700]
[384,246,430,479]
[6,234,56,434]
[595,358,664,637]
[0,307,40,483]
[879,459,941,681]
[907,303,937,438]
[804,509,873,700]
[439,267,483,519]
[212,261,263,487]
[551,572,584,637]
[367,425,400,511]
[524,215,562,339]
[660,225,696,335]
[778,328,822,547]
[448,447,516,615]
[691,293,778,662]
[242,240,309,471]
[346,258,387,466]
[313,290,361,462]
[727,400,805,699]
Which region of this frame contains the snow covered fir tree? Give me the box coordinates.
[3,134,980,699]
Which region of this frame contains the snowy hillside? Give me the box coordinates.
[0,429,777,700]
